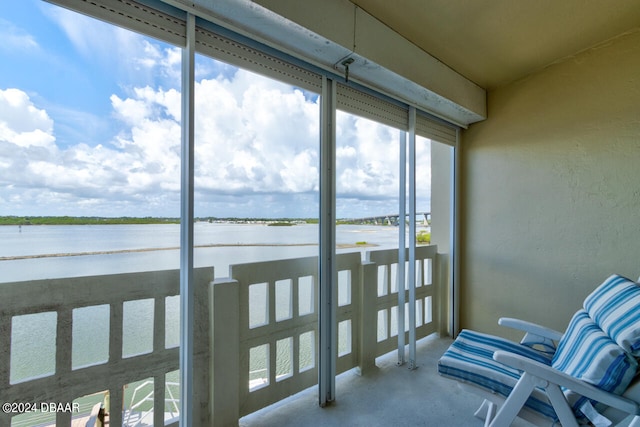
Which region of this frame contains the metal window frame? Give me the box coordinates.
[397,130,407,365]
[319,76,337,406]
[179,12,196,427]
[407,106,418,369]
[41,0,462,419]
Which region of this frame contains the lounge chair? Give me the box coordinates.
[438,274,640,426]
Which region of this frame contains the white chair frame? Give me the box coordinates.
[466,317,640,427]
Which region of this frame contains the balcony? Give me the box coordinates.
[0,245,453,427]
[240,335,490,427]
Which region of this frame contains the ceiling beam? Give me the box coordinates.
[164,0,486,126]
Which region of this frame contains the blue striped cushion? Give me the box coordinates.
[584,274,640,355]
[438,329,558,421]
[552,309,638,413]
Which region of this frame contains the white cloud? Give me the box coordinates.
[0,45,430,217]
[0,18,39,52]
[0,88,55,149]
[193,69,320,197]
[0,1,433,218]
[0,86,181,215]
[47,6,133,61]
[136,40,182,83]
[336,112,400,198]
[46,6,181,90]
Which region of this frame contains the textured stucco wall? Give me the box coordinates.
[460,28,640,338]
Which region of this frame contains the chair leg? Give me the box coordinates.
[545,384,579,427]
[474,399,497,427]
[489,373,536,427]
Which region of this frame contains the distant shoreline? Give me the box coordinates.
[0,216,180,226]
[0,242,378,261]
[0,216,319,226]
[0,216,394,226]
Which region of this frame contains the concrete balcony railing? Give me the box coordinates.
[0,245,439,427]
[0,268,212,427]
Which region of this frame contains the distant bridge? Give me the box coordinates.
[343,212,430,226]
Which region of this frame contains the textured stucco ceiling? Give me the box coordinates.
[350,0,640,90]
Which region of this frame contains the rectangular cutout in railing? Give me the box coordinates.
[298,330,315,373]
[338,319,352,356]
[165,295,180,349]
[390,305,400,337]
[10,311,57,384]
[122,377,154,426]
[390,262,399,293]
[425,257,433,285]
[275,279,293,322]
[377,265,388,296]
[276,337,293,381]
[377,309,388,342]
[298,275,314,316]
[72,304,110,369]
[249,344,270,391]
[416,299,424,327]
[425,296,433,324]
[249,282,269,329]
[338,270,352,306]
[74,390,107,426]
[416,259,423,287]
[165,370,181,423]
[122,298,154,358]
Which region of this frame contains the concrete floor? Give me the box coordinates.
[240,335,530,427]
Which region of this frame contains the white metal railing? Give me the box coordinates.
[0,268,212,427]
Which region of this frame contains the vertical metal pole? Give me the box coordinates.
[408,106,417,369]
[318,76,337,406]
[451,129,461,337]
[397,130,406,365]
[180,12,195,427]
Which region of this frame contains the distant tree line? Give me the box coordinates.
[0,216,180,226]
[0,216,410,226]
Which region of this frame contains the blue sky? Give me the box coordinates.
[0,0,430,219]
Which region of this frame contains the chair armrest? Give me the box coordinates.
[493,350,640,416]
[499,317,563,342]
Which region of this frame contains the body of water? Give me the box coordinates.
[1,222,414,424]
[0,222,403,282]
